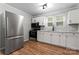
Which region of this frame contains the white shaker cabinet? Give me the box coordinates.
[66,33,77,50]
[37,31,79,50]
[51,33,60,46]
[74,33,79,50]
[37,31,49,44]
[68,9,79,24]
[32,17,47,26]
[59,33,66,47]
[41,32,46,42]
[37,31,44,42]
[38,17,44,25]
[32,18,37,23]
[37,31,41,41]
[43,32,51,44]
[32,17,39,23]
[37,31,51,43]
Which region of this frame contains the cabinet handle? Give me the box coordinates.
[59,35,61,37]
[73,33,75,35]
[69,20,71,23]
[66,35,68,38]
[50,34,52,36]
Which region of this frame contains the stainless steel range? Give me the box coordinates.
[29,22,40,41]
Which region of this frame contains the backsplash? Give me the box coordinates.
[54,25,78,32]
[41,24,78,32]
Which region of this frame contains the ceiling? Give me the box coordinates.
[8,3,78,16]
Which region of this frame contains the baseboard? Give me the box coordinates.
[24,39,29,42]
[38,41,79,51]
[0,47,5,50]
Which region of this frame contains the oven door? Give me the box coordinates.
[29,31,37,38]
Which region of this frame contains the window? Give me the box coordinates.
[47,16,65,27]
[55,16,65,27]
[48,16,54,26]
[48,23,53,26]
[56,16,64,22]
[56,22,63,26]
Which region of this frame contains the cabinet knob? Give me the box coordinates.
[66,35,68,38]
[59,35,61,37]
[69,20,71,23]
[73,33,75,35]
[50,34,52,36]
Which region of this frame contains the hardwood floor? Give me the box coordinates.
[0,40,79,55]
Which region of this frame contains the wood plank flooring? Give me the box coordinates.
[0,40,79,55]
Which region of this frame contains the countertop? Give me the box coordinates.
[38,30,79,33]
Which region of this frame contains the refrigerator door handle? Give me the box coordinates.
[6,36,23,40]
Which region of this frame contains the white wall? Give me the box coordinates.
[0,3,32,41]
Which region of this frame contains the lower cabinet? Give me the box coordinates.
[75,34,79,50]
[59,33,66,47]
[37,31,79,50]
[37,31,51,43]
[37,31,45,42]
[51,33,66,47]
[37,31,42,42]
[66,33,79,50]
[44,32,51,44]
[51,33,60,46]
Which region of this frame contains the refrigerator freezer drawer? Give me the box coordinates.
[5,36,24,54]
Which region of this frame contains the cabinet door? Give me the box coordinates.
[36,17,39,23]
[59,33,66,47]
[39,17,43,25]
[51,33,54,44]
[66,33,77,50]
[41,32,45,42]
[44,32,51,44]
[32,17,39,23]
[74,33,79,50]
[51,33,59,45]
[32,18,36,23]
[37,31,43,42]
[38,17,45,26]
[37,31,40,41]
[68,9,79,24]
[37,31,45,42]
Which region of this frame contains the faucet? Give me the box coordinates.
[52,25,54,31]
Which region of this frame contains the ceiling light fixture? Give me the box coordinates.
[42,3,47,9]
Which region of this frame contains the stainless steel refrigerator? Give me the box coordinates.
[0,11,24,54]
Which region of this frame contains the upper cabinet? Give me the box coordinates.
[32,17,47,26]
[38,17,46,26]
[32,15,65,28]
[68,9,79,24]
[32,18,37,23]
